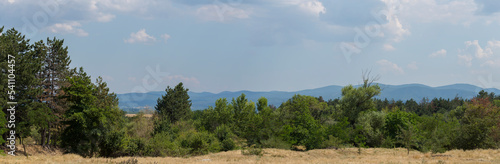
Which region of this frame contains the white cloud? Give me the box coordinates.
[458,54,473,67]
[380,0,411,43]
[383,44,395,51]
[407,61,418,70]
[487,40,500,49]
[429,49,447,58]
[377,59,404,74]
[195,4,250,22]
[298,0,326,16]
[161,34,171,43]
[45,22,88,37]
[465,40,492,59]
[125,29,156,44]
[96,12,116,22]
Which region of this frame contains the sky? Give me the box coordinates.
[2,0,500,94]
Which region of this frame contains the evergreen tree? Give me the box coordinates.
[61,68,124,157]
[38,37,72,147]
[0,28,44,148]
[155,82,192,124]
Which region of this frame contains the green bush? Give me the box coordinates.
[126,138,148,156]
[215,124,236,151]
[261,136,291,149]
[175,130,221,156]
[320,135,343,149]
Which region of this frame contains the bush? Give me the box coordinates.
[261,136,291,149]
[126,138,148,156]
[320,135,343,149]
[177,130,221,156]
[147,132,187,157]
[215,124,236,151]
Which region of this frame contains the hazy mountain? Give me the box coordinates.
[117,83,500,113]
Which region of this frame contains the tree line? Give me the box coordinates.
[1,27,500,157]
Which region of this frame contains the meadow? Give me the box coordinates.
[1,147,499,164]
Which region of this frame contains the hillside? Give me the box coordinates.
[117,83,500,112]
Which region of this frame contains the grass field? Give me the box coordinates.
[1,147,499,164]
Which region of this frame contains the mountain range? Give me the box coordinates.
[117,83,500,113]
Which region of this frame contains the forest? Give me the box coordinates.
[1,27,500,158]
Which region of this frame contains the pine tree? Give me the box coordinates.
[155,82,192,124]
[37,37,72,147]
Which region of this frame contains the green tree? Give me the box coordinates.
[61,68,124,157]
[0,28,45,150]
[355,111,387,147]
[277,95,324,150]
[38,37,72,147]
[339,77,381,125]
[155,82,192,124]
[455,97,500,149]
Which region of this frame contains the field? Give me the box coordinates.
[1,147,499,164]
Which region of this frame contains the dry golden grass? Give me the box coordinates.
[1,148,499,164]
[125,114,153,118]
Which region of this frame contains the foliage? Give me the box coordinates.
[278,95,324,150]
[60,68,124,157]
[155,82,192,124]
[454,98,500,149]
[339,81,381,125]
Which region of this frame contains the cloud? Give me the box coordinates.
[96,12,116,22]
[407,61,418,70]
[458,40,500,67]
[458,54,473,67]
[377,59,404,74]
[161,34,171,43]
[474,0,500,15]
[383,44,395,51]
[45,22,88,37]
[297,0,326,16]
[195,4,251,22]
[465,40,493,59]
[482,59,500,68]
[429,49,447,58]
[125,29,156,44]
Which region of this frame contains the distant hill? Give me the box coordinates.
[117,83,500,113]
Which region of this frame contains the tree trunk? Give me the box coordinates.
[41,128,46,147]
[46,122,52,149]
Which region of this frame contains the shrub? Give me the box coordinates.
[175,130,221,156]
[215,124,236,151]
[261,136,291,149]
[320,135,343,149]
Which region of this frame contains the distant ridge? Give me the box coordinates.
[117,83,500,112]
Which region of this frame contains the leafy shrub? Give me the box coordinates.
[215,124,236,151]
[320,135,343,149]
[175,129,221,156]
[261,136,291,149]
[126,137,148,156]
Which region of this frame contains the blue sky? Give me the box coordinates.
[2,0,500,94]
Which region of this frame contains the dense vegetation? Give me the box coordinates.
[1,27,500,157]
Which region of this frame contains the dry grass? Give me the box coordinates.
[125,114,153,118]
[1,148,499,164]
